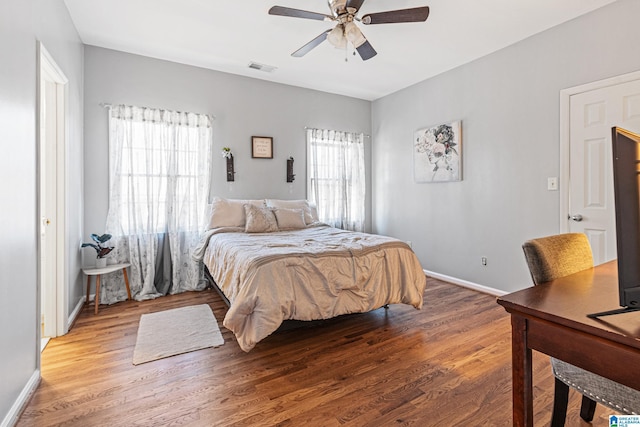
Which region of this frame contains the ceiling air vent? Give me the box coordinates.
[248,62,277,73]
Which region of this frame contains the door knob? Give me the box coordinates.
[569,214,583,222]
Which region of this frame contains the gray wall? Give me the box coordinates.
[372,0,640,293]
[83,46,372,250]
[0,0,84,424]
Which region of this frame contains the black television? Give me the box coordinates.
[588,127,640,318]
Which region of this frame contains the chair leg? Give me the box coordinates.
[551,377,569,427]
[579,395,597,422]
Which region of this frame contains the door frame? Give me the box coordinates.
[559,70,640,233]
[37,41,69,345]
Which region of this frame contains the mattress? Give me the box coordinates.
[198,224,426,351]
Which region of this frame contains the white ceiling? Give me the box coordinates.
[63,0,617,101]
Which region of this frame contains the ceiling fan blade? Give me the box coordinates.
[345,0,365,12]
[269,6,333,21]
[343,22,376,60]
[361,6,430,25]
[292,30,331,57]
[356,39,377,61]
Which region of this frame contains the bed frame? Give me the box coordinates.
[203,265,230,307]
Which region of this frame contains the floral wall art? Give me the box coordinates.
[414,120,462,183]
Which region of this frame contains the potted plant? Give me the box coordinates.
[82,233,114,268]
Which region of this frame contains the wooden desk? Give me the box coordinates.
[497,260,640,426]
[82,263,132,314]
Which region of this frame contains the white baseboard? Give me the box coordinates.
[424,269,507,297]
[1,370,40,427]
[67,296,85,331]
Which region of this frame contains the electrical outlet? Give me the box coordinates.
[407,240,412,248]
[481,257,487,266]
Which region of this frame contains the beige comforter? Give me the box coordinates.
[200,225,426,352]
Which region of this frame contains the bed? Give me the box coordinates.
[194,197,426,352]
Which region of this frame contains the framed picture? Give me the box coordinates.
[251,136,273,159]
[414,120,462,183]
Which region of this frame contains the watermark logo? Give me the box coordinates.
[610,415,640,427]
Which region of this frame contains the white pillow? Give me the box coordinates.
[265,199,318,225]
[273,208,307,230]
[208,197,265,228]
[244,204,278,233]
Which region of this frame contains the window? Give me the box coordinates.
[306,128,365,231]
[103,105,213,302]
[107,106,212,235]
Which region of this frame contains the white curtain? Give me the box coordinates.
[101,105,213,304]
[306,128,365,231]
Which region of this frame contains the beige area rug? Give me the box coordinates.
[133,304,224,365]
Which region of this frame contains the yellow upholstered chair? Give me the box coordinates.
[522,233,640,426]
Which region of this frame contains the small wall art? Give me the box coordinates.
[251,136,273,159]
[414,120,462,183]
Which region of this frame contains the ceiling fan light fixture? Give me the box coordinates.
[344,22,366,48]
[327,24,347,48]
[269,1,429,61]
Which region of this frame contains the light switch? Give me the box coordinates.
[547,177,558,191]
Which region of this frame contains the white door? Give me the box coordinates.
[38,43,68,342]
[40,78,58,339]
[568,78,640,265]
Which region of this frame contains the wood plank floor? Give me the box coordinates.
[18,277,615,426]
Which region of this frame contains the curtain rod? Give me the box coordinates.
[304,126,370,138]
[99,102,216,120]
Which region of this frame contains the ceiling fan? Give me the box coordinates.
[268,0,430,61]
